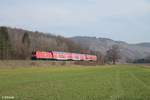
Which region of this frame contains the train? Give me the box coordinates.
[31,51,97,61]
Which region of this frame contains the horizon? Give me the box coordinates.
[0,0,150,43]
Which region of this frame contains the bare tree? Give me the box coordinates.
[90,50,104,64]
[105,45,120,64]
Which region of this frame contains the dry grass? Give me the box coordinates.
[0,60,75,68]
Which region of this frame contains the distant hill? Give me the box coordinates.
[135,43,150,48]
[71,36,150,61]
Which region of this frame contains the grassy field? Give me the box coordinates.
[0,64,150,100]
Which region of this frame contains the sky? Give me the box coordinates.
[0,0,150,43]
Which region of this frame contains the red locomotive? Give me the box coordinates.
[32,51,97,61]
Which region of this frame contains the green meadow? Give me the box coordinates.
[0,65,150,100]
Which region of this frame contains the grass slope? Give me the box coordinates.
[0,65,150,100]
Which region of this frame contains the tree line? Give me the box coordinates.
[133,56,150,63]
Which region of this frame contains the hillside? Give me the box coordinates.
[71,36,150,61]
[0,27,84,59]
[135,43,150,48]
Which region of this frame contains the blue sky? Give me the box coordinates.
[0,0,150,43]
